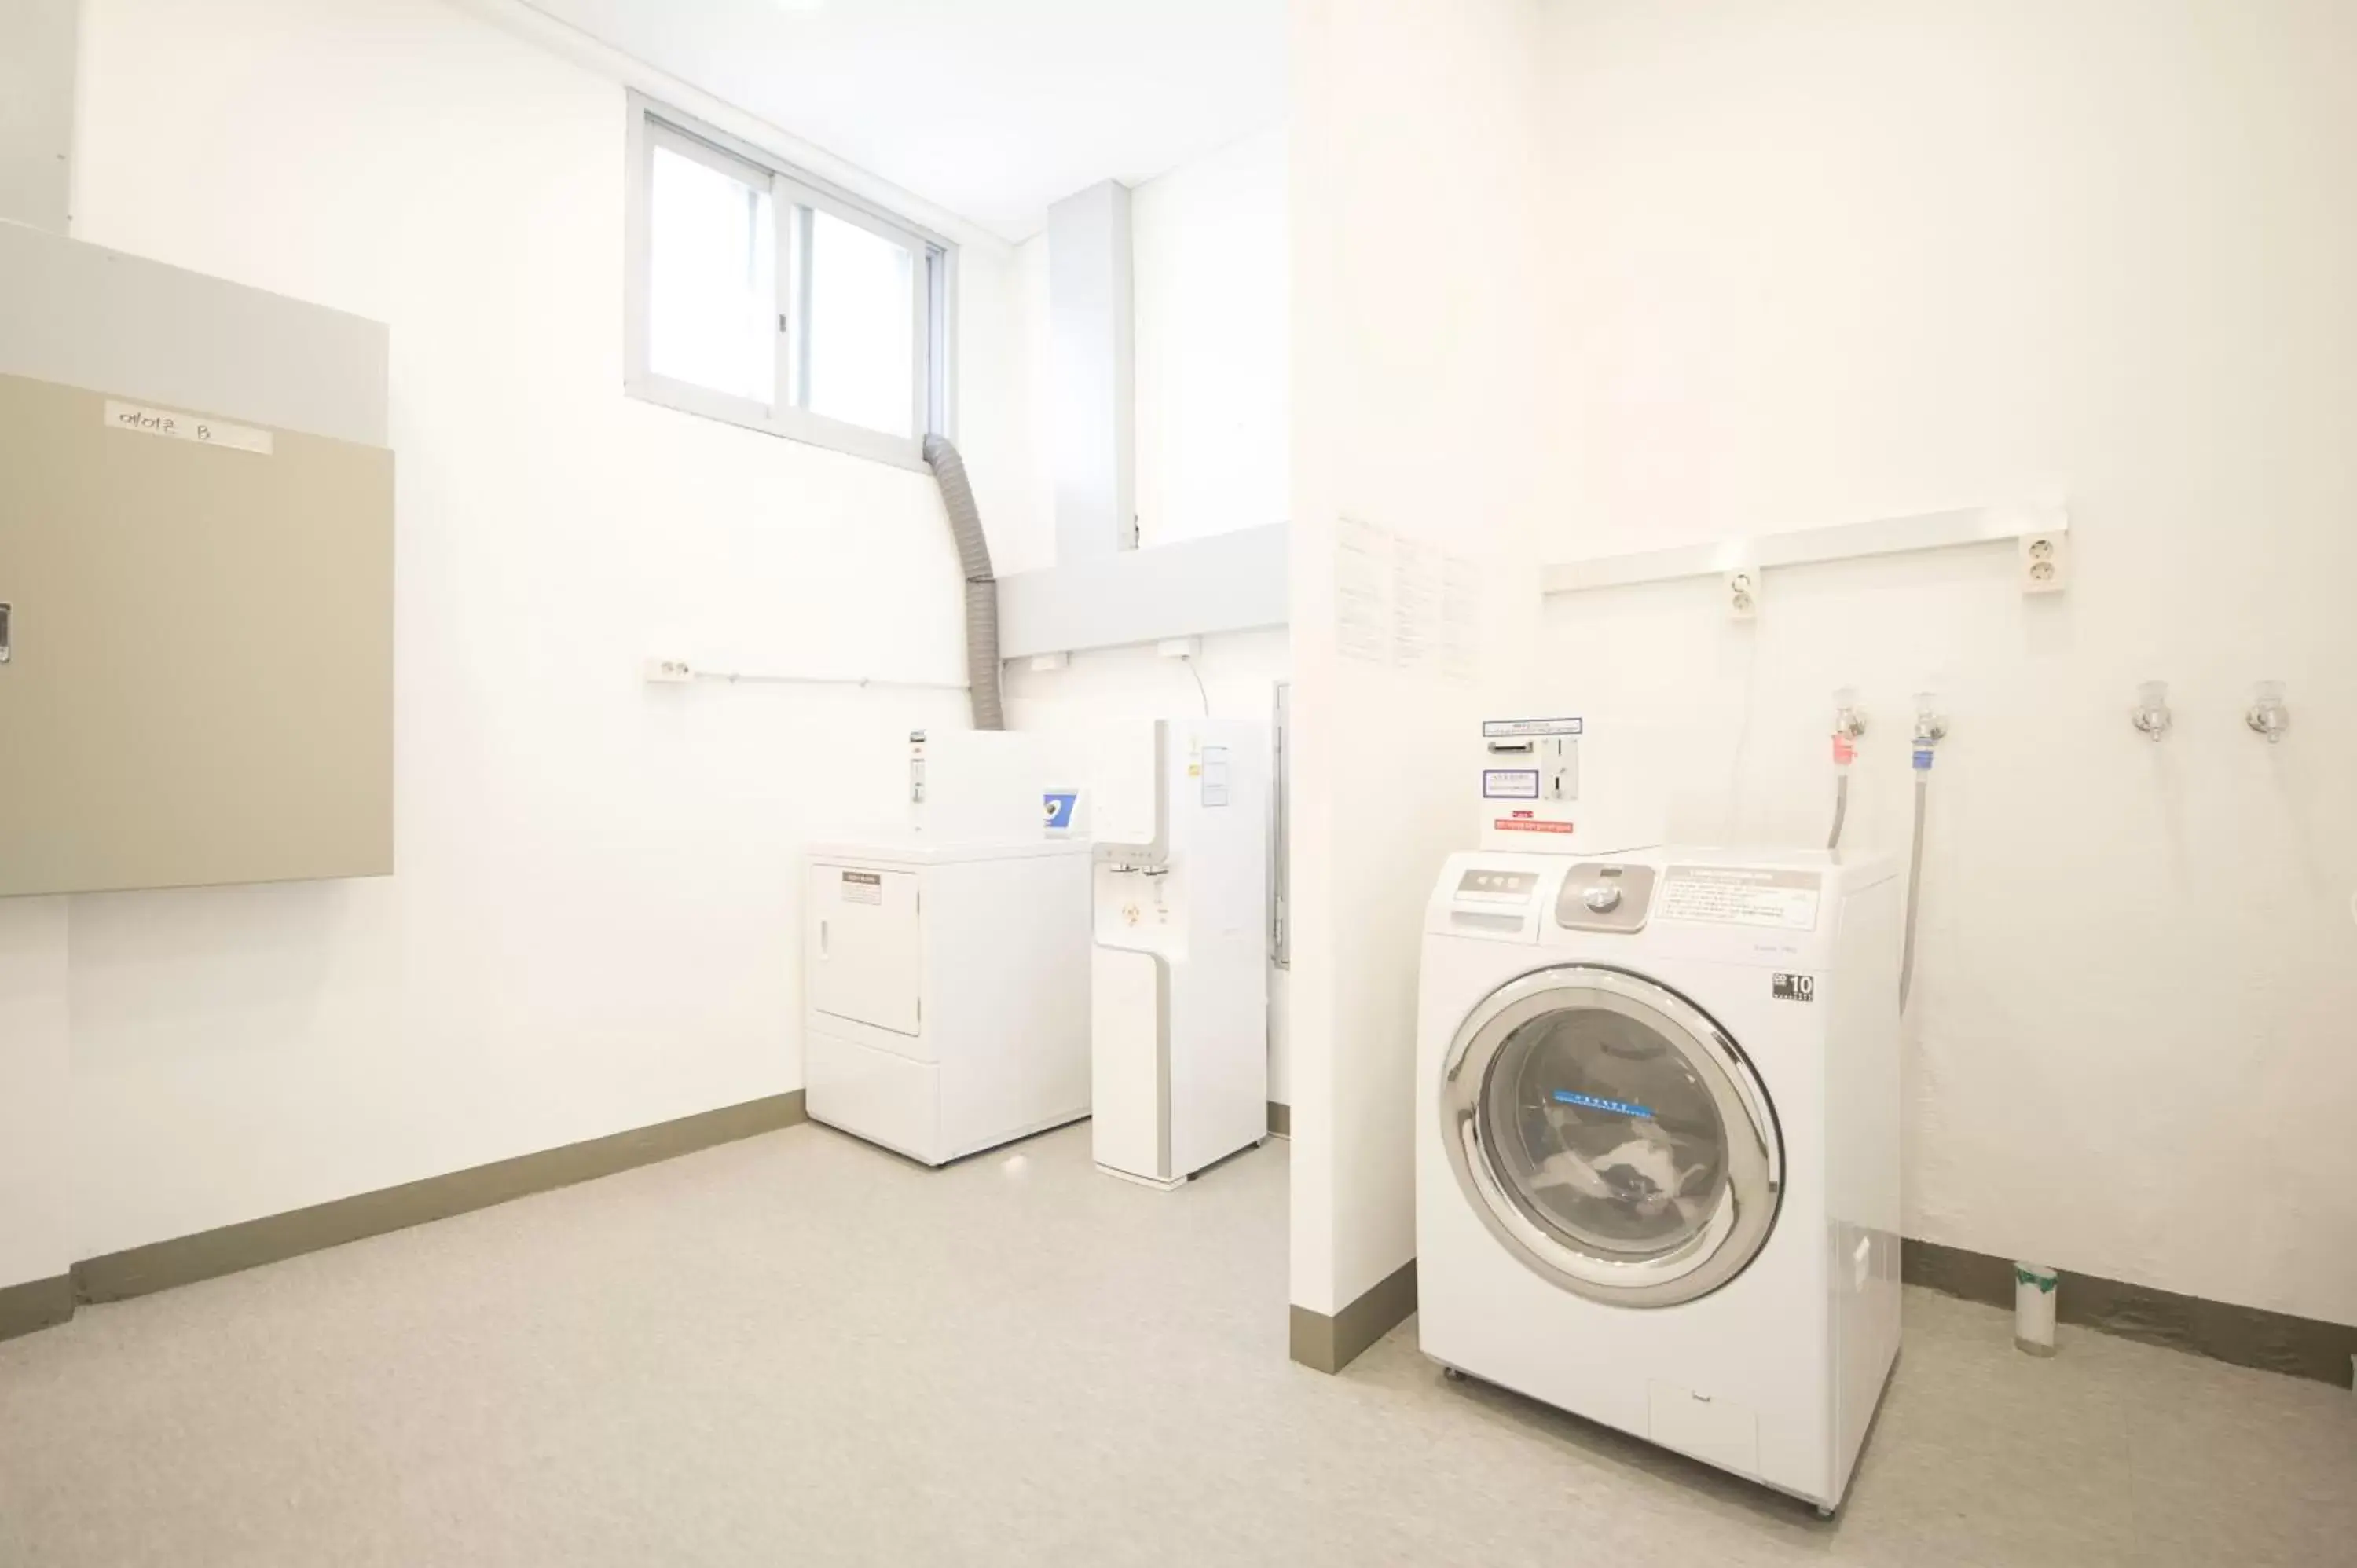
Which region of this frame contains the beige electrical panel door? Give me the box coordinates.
[0,373,394,896]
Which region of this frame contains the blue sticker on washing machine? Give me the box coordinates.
[1551,1089,1655,1119]
[1483,769,1541,800]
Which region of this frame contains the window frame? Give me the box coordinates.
[624,93,955,471]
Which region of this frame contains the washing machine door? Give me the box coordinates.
[1440,965,1781,1307]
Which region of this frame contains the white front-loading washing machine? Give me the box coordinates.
[1417,847,1903,1512]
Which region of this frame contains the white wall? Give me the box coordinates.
[1133,125,1289,549]
[1287,0,1548,1318]
[52,0,1010,1260]
[1542,0,2357,1326]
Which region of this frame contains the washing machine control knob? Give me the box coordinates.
[1582,885,1623,914]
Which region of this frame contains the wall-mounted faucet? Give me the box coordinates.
[1912,693,1949,750]
[2245,681,2290,744]
[2131,680,2172,742]
[1831,688,1868,746]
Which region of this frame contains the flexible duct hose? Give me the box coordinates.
[1826,769,1850,852]
[921,434,1004,731]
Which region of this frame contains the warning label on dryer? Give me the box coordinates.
[1659,866,1822,931]
[840,870,882,905]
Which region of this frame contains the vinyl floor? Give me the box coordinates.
[2,1122,2350,1566]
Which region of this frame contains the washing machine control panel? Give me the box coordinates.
[1453,866,1542,907]
[1555,862,1656,932]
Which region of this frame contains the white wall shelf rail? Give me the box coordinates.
[1542,501,2068,595]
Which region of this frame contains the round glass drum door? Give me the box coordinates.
[1440,966,1781,1307]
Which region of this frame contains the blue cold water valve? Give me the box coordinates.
[1912,693,1948,771]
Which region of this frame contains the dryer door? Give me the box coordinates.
[1440,965,1781,1307]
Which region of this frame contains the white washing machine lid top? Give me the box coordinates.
[1439,964,1782,1308]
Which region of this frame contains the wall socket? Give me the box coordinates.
[1723,570,1760,620]
[2020,533,2069,594]
[643,658,695,683]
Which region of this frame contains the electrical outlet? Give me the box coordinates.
[643,658,695,684]
[1723,570,1759,621]
[2020,533,2069,594]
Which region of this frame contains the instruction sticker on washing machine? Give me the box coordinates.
[839,870,882,906]
[1483,769,1540,800]
[1659,866,1822,931]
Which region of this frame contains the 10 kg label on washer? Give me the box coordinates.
[1659,865,1822,931]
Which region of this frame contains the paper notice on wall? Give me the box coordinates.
[1658,865,1822,931]
[1200,746,1232,807]
[1336,521,1477,676]
[104,400,273,456]
[1391,535,1441,672]
[1336,517,1391,663]
[1442,554,1481,681]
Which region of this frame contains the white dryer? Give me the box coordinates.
[1417,847,1902,1512]
[805,836,1091,1167]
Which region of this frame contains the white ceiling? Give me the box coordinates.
[521,0,1287,242]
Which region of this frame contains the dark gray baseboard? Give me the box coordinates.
[1267,1101,1291,1138]
[0,1273,75,1343]
[1291,1258,1417,1375]
[1903,1237,2355,1389]
[43,1091,808,1321]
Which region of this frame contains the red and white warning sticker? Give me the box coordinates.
[1494,818,1575,834]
